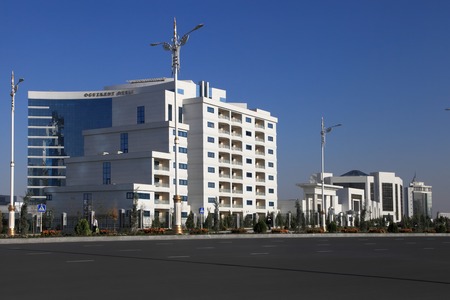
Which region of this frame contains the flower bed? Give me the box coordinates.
[189,228,209,235]
[41,230,62,237]
[368,228,387,233]
[339,227,359,233]
[230,228,248,234]
[271,228,289,234]
[306,227,324,234]
[139,228,166,235]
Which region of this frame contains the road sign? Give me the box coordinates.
[199,207,204,214]
[37,203,46,213]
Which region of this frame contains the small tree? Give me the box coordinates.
[295,200,302,231]
[275,213,284,228]
[0,212,3,234]
[74,219,91,236]
[204,213,213,230]
[185,211,195,229]
[213,199,220,232]
[152,217,161,228]
[130,191,139,232]
[108,208,119,232]
[253,219,268,234]
[20,194,30,235]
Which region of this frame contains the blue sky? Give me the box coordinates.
[1,0,449,213]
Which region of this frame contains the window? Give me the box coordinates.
[246,158,252,164]
[177,88,184,95]
[268,162,274,168]
[179,179,188,185]
[268,123,273,129]
[246,186,252,192]
[179,147,188,154]
[208,197,216,203]
[207,121,214,128]
[173,130,188,137]
[181,212,188,218]
[246,200,253,205]
[268,149,274,155]
[268,136,274,142]
[246,131,252,137]
[207,152,215,158]
[207,106,214,113]
[208,182,215,188]
[207,137,215,143]
[137,106,145,124]
[179,163,188,169]
[168,104,173,121]
[181,196,188,202]
[178,107,183,123]
[120,133,128,153]
[246,172,252,178]
[268,175,274,181]
[208,167,215,173]
[269,188,274,194]
[103,162,111,184]
[269,201,274,207]
[382,183,394,211]
[245,117,251,123]
[245,145,252,150]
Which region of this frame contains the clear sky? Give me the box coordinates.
[1,0,449,214]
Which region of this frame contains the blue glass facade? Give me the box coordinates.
[28,98,112,198]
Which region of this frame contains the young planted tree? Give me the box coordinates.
[20,194,31,235]
[185,211,195,229]
[130,190,139,233]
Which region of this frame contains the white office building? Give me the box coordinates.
[405,179,432,218]
[28,78,277,228]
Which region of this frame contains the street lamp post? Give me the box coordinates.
[321,117,341,230]
[151,19,203,234]
[9,71,24,236]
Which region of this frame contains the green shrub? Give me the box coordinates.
[387,222,399,233]
[327,221,337,233]
[74,219,92,236]
[253,220,268,233]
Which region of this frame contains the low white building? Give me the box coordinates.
[296,170,404,226]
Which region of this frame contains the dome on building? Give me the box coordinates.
[341,170,368,177]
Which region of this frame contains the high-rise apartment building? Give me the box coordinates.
[27,78,277,226]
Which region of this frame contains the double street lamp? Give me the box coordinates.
[9,71,24,236]
[321,117,341,229]
[151,19,203,234]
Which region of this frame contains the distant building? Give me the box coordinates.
[296,170,404,226]
[405,179,432,219]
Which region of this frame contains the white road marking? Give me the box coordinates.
[66,260,94,263]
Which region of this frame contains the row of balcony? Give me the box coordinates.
[217,109,266,129]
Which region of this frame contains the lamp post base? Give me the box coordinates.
[173,225,183,235]
[7,228,15,237]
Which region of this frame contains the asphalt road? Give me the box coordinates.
[1,235,449,299]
